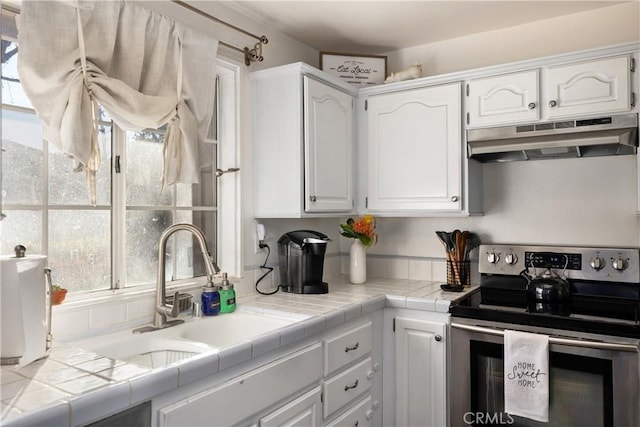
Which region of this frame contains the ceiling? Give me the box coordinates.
[223,1,626,54]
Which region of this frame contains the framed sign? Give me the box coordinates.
[320,52,387,87]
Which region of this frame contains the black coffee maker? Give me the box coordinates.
[278,230,330,294]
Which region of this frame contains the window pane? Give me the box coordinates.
[126,210,172,286]
[176,143,216,207]
[49,126,112,205]
[174,210,217,280]
[126,131,172,206]
[1,109,43,204]
[48,210,111,292]
[1,41,32,109]
[0,209,42,255]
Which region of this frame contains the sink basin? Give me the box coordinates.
[180,311,296,347]
[70,309,301,369]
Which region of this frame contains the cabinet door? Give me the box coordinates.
[158,344,322,427]
[260,387,322,427]
[394,317,446,427]
[467,70,539,127]
[304,76,354,212]
[545,55,631,119]
[367,82,461,212]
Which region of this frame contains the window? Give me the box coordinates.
[1,7,240,294]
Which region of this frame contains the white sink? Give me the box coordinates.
[179,311,296,347]
[70,309,301,369]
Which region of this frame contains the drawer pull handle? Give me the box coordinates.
[344,379,359,391]
[354,421,359,427]
[345,342,360,352]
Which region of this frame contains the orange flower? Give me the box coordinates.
[340,215,377,247]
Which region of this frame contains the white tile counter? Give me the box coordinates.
[0,276,476,427]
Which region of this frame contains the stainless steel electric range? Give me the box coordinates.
[448,244,640,427]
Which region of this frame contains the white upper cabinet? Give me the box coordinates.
[365,82,462,212]
[467,70,540,127]
[252,63,356,218]
[545,55,631,119]
[304,76,354,212]
[467,55,633,127]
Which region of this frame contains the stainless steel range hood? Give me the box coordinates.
[467,113,638,162]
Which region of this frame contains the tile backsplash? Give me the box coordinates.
[51,252,462,343]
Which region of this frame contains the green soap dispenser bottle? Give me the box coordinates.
[219,272,236,313]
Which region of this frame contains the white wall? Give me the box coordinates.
[383,2,640,76]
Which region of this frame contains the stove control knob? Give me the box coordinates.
[504,253,518,265]
[487,252,500,264]
[590,256,605,271]
[612,257,628,271]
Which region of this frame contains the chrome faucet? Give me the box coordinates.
[134,223,220,334]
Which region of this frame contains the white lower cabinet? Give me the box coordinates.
[157,344,322,427]
[323,357,373,419]
[322,317,383,427]
[153,312,384,427]
[324,396,375,427]
[395,317,447,427]
[260,387,323,427]
[383,309,449,427]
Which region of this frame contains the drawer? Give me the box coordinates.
[323,357,373,419]
[324,396,373,427]
[260,386,322,427]
[324,321,372,376]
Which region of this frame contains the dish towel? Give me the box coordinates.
[504,330,549,422]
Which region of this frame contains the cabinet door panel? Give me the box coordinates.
[324,396,373,427]
[395,317,446,427]
[158,344,322,427]
[545,55,630,119]
[367,83,461,212]
[304,76,354,212]
[468,70,539,126]
[260,387,322,427]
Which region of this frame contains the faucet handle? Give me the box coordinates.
[169,292,182,317]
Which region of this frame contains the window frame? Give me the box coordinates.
[2,18,241,298]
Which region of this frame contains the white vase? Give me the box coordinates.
[349,239,367,284]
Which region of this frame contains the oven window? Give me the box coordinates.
[470,341,613,427]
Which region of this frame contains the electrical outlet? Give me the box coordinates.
[255,223,266,253]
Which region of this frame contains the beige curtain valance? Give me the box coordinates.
[18,0,219,202]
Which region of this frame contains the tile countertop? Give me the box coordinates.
[0,276,476,427]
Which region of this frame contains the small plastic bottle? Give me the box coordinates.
[201,282,220,316]
[219,273,236,313]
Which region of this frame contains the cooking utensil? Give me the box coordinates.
[436,230,481,290]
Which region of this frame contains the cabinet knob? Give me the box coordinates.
[366,409,374,420]
[528,102,536,110]
[367,370,374,380]
[309,195,317,202]
[450,196,459,202]
[435,335,442,342]
[549,100,557,108]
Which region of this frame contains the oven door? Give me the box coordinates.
[449,318,640,427]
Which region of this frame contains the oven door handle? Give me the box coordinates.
[451,322,639,352]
